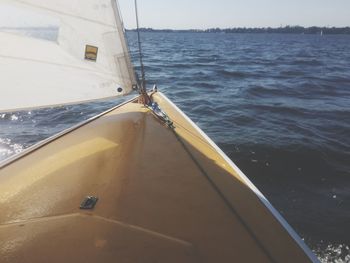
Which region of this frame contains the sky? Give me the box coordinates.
[118,0,350,29]
[0,1,348,29]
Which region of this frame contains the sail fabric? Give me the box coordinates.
[0,0,137,112]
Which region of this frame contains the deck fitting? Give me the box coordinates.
[80,196,99,210]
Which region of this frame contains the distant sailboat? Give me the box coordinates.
[0,0,319,262]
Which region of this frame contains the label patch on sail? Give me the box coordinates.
[85,45,98,61]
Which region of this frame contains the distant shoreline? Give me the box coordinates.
[127,26,350,34]
[1,26,349,35]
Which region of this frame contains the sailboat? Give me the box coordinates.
[0,0,319,262]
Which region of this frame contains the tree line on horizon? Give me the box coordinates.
[128,26,350,34]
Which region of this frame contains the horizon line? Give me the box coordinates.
[126,25,350,31]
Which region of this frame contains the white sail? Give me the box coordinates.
[0,0,137,112]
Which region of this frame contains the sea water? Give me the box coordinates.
[0,30,349,262]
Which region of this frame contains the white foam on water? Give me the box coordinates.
[0,138,23,161]
[10,114,18,121]
[314,243,350,263]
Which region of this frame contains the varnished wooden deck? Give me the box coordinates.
[0,93,316,262]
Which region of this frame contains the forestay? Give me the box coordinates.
[0,0,137,112]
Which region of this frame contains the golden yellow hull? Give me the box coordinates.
[0,92,317,262]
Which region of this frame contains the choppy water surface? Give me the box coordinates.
[1,31,350,262]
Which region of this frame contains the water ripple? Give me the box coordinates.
[1,31,350,262]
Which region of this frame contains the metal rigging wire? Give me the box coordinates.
[134,0,146,94]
